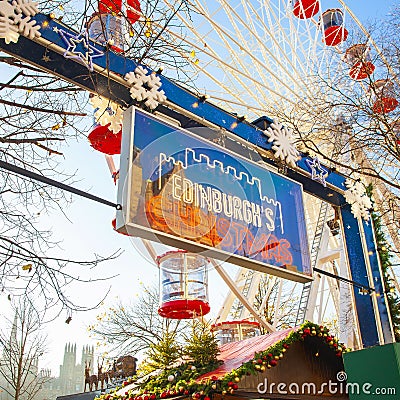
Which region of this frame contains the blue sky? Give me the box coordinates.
[0,0,397,377]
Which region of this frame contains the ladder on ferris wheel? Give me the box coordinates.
[294,201,330,326]
[229,269,257,319]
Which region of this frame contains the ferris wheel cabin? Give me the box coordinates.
[87,13,125,53]
[211,320,261,345]
[392,121,400,145]
[321,9,348,46]
[371,79,399,114]
[344,44,375,81]
[126,0,141,24]
[292,0,319,19]
[157,251,210,319]
[98,0,141,22]
[87,0,141,53]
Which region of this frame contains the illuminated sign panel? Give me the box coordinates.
[118,108,311,282]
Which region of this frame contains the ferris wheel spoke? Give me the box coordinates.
[160,29,268,113]
[214,1,278,102]
[163,0,283,109]
[218,0,309,98]
[260,0,314,79]
[164,22,301,109]
[244,0,310,83]
[188,1,310,106]
[166,27,277,108]
[157,0,399,335]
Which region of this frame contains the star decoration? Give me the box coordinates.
[42,54,51,62]
[306,157,329,187]
[58,29,104,71]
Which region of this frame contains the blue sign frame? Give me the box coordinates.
[118,108,312,282]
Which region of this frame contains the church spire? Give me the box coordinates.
[10,312,18,347]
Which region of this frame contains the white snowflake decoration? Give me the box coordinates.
[263,120,300,168]
[0,0,41,44]
[125,66,167,110]
[343,178,372,221]
[89,95,123,133]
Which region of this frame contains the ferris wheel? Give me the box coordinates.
[162,0,374,119]
[151,0,399,347]
[82,0,398,347]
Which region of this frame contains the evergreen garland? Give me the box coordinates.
[367,184,400,341]
[95,322,349,400]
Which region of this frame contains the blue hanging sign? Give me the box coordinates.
[118,108,312,282]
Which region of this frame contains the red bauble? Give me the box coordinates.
[270,360,278,366]
[232,384,238,390]
[88,124,122,155]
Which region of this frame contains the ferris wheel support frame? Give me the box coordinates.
[338,243,361,349]
[2,11,394,347]
[169,0,399,342]
[210,259,275,331]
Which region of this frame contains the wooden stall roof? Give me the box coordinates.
[200,328,295,380]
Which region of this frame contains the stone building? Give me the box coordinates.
[58,344,95,394]
[38,344,95,399]
[0,311,96,399]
